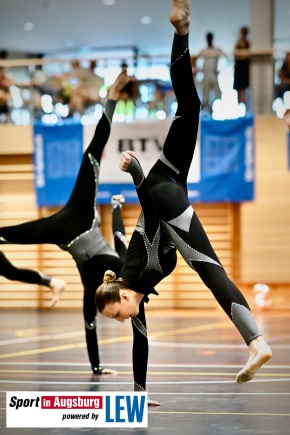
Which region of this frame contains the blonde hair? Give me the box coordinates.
[103,270,117,283]
[95,270,129,313]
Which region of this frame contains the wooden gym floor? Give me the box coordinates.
[0,308,289,434]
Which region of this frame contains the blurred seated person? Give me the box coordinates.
[0,67,13,123]
[29,61,65,117]
[115,63,139,118]
[67,59,104,116]
[275,52,290,100]
[117,63,139,101]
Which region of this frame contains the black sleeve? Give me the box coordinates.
[125,157,160,243]
[131,301,148,391]
[111,199,127,263]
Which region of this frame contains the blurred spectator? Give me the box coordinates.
[67,59,104,116]
[275,52,290,100]
[115,63,139,119]
[196,32,226,113]
[0,50,12,122]
[233,26,251,106]
[0,67,13,123]
[29,56,63,118]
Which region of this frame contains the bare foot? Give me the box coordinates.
[236,336,272,383]
[107,69,131,101]
[170,0,190,35]
[49,278,66,307]
[111,194,125,207]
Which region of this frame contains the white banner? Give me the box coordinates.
[6,391,148,428]
[84,118,200,183]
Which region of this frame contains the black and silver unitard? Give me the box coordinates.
[121,32,262,392]
[0,100,128,373]
[0,250,52,287]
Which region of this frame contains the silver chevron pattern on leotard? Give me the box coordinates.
[131,316,147,337]
[162,221,222,269]
[143,225,163,274]
[166,205,193,232]
[159,150,180,174]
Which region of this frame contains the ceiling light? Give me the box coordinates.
[140,16,152,25]
[23,22,35,31]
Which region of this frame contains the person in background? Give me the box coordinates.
[0,70,130,375]
[233,26,251,106]
[0,250,65,307]
[0,67,13,123]
[68,59,104,116]
[196,32,226,112]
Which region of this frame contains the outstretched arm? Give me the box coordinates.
[131,302,160,406]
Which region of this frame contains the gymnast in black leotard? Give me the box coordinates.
[95,0,272,401]
[0,71,130,375]
[0,250,66,307]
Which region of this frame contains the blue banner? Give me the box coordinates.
[33,115,254,206]
[193,113,255,202]
[33,121,83,207]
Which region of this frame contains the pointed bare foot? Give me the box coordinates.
[49,278,66,307]
[108,69,131,101]
[111,194,125,207]
[170,0,190,35]
[236,337,272,383]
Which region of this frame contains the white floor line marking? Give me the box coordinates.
[149,342,290,349]
[0,331,84,346]
[1,335,289,349]
[0,361,289,369]
[0,378,290,385]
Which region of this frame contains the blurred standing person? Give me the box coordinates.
[196,32,225,112]
[233,26,251,106]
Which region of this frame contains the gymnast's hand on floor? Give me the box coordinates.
[148,399,161,406]
[119,150,138,172]
[99,368,118,375]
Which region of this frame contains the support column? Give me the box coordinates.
[250,0,274,114]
